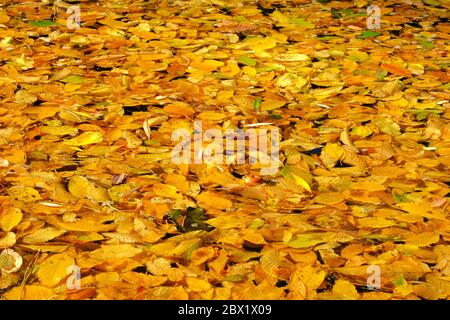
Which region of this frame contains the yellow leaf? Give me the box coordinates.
[67,175,90,197]
[292,265,326,299]
[333,279,360,299]
[145,257,171,276]
[0,232,16,248]
[351,126,372,137]
[287,232,336,248]
[313,192,344,205]
[163,104,194,117]
[21,244,69,253]
[89,244,142,261]
[40,126,79,136]
[108,184,132,203]
[171,238,202,258]
[290,172,311,192]
[357,217,397,228]
[191,247,216,266]
[348,50,369,62]
[396,202,445,220]
[4,285,53,300]
[274,53,309,61]
[242,230,267,245]
[190,59,224,72]
[0,10,10,24]
[3,149,26,165]
[319,143,345,168]
[186,277,212,292]
[153,183,180,199]
[206,215,243,229]
[197,191,233,210]
[241,37,277,51]
[405,232,440,247]
[350,181,385,191]
[260,249,281,278]
[281,166,312,192]
[121,272,167,287]
[45,216,116,232]
[1,208,22,231]
[37,253,74,287]
[216,90,234,103]
[425,276,450,297]
[260,98,286,111]
[8,186,41,203]
[23,227,66,244]
[198,112,226,121]
[63,131,103,146]
[276,73,307,92]
[68,176,110,202]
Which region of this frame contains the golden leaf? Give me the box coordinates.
[63,131,103,146]
[37,253,74,287]
[4,285,53,300]
[23,227,66,244]
[0,208,22,232]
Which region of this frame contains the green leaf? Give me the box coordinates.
[253,97,262,110]
[183,207,213,232]
[422,0,440,6]
[357,31,382,39]
[363,234,402,242]
[289,17,315,28]
[213,72,232,79]
[376,70,388,80]
[419,40,434,49]
[331,9,342,19]
[374,118,401,136]
[256,65,282,73]
[249,218,265,229]
[393,274,406,287]
[317,34,338,41]
[393,193,407,203]
[341,8,355,16]
[29,20,59,27]
[234,15,247,23]
[168,209,183,220]
[238,56,257,67]
[270,113,282,119]
[61,75,84,84]
[411,108,442,121]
